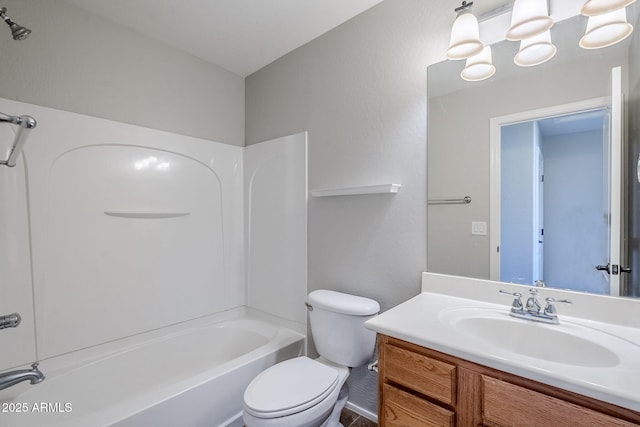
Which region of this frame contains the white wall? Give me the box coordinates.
[0,0,244,146]
[245,133,308,330]
[0,97,245,368]
[245,0,445,416]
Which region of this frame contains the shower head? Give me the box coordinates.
[8,21,30,40]
[0,7,31,40]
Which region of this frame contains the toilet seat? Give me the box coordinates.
[244,356,340,419]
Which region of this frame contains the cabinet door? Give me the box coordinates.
[382,384,455,427]
[482,376,638,427]
[384,343,457,406]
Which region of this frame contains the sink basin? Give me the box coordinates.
[439,308,625,367]
[364,290,640,411]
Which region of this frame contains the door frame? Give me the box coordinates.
[489,97,610,286]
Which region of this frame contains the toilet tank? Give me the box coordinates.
[307,290,380,367]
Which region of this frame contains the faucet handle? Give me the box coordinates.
[543,297,572,316]
[499,289,523,310]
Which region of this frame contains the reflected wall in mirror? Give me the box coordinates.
[427,8,640,298]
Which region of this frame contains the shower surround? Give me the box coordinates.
[0,97,307,425]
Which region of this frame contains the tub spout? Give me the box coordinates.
[0,362,45,391]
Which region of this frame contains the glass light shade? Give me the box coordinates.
[514,31,557,67]
[461,46,496,81]
[582,0,636,16]
[506,0,554,41]
[447,12,484,60]
[579,8,633,49]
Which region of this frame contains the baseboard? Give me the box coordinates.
[345,401,378,424]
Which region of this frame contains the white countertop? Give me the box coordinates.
[365,278,640,412]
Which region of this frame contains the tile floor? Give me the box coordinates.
[340,408,377,427]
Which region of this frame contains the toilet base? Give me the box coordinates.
[320,383,349,427]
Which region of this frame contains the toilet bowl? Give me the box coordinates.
[243,357,349,427]
[242,290,380,427]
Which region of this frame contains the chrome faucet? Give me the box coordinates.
[525,288,542,314]
[0,363,45,391]
[500,289,572,324]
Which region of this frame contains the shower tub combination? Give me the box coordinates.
[0,98,307,427]
[0,308,304,427]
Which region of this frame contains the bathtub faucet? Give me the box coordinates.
[0,362,45,391]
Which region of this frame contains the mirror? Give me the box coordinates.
[427,9,640,297]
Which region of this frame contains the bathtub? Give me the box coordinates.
[0,308,305,427]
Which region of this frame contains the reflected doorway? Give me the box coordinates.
[489,88,625,297]
[499,109,609,294]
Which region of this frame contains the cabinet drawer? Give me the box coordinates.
[384,344,456,406]
[383,384,455,427]
[482,376,638,427]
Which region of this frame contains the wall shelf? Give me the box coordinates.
[310,183,401,197]
[104,211,190,219]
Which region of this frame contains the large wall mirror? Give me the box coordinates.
[427,6,640,298]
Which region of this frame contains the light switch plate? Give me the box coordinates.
[472,221,487,236]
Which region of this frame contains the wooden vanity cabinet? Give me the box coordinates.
[378,335,640,427]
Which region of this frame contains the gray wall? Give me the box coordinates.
[245,0,450,415]
[0,0,244,145]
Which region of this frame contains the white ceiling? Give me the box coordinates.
[62,0,384,77]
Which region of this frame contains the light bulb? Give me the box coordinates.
[461,46,496,81]
[580,7,633,49]
[514,31,557,66]
[582,0,636,16]
[447,11,484,60]
[507,0,554,41]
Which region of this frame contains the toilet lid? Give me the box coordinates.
[244,356,339,418]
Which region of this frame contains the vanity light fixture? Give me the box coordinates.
[446,1,484,60]
[451,0,634,82]
[582,0,636,16]
[461,46,496,81]
[514,30,557,66]
[506,0,554,41]
[579,7,634,49]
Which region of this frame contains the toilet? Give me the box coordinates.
[242,290,380,427]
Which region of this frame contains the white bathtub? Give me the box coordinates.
[0,308,305,427]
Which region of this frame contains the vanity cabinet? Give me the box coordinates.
[378,335,640,427]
